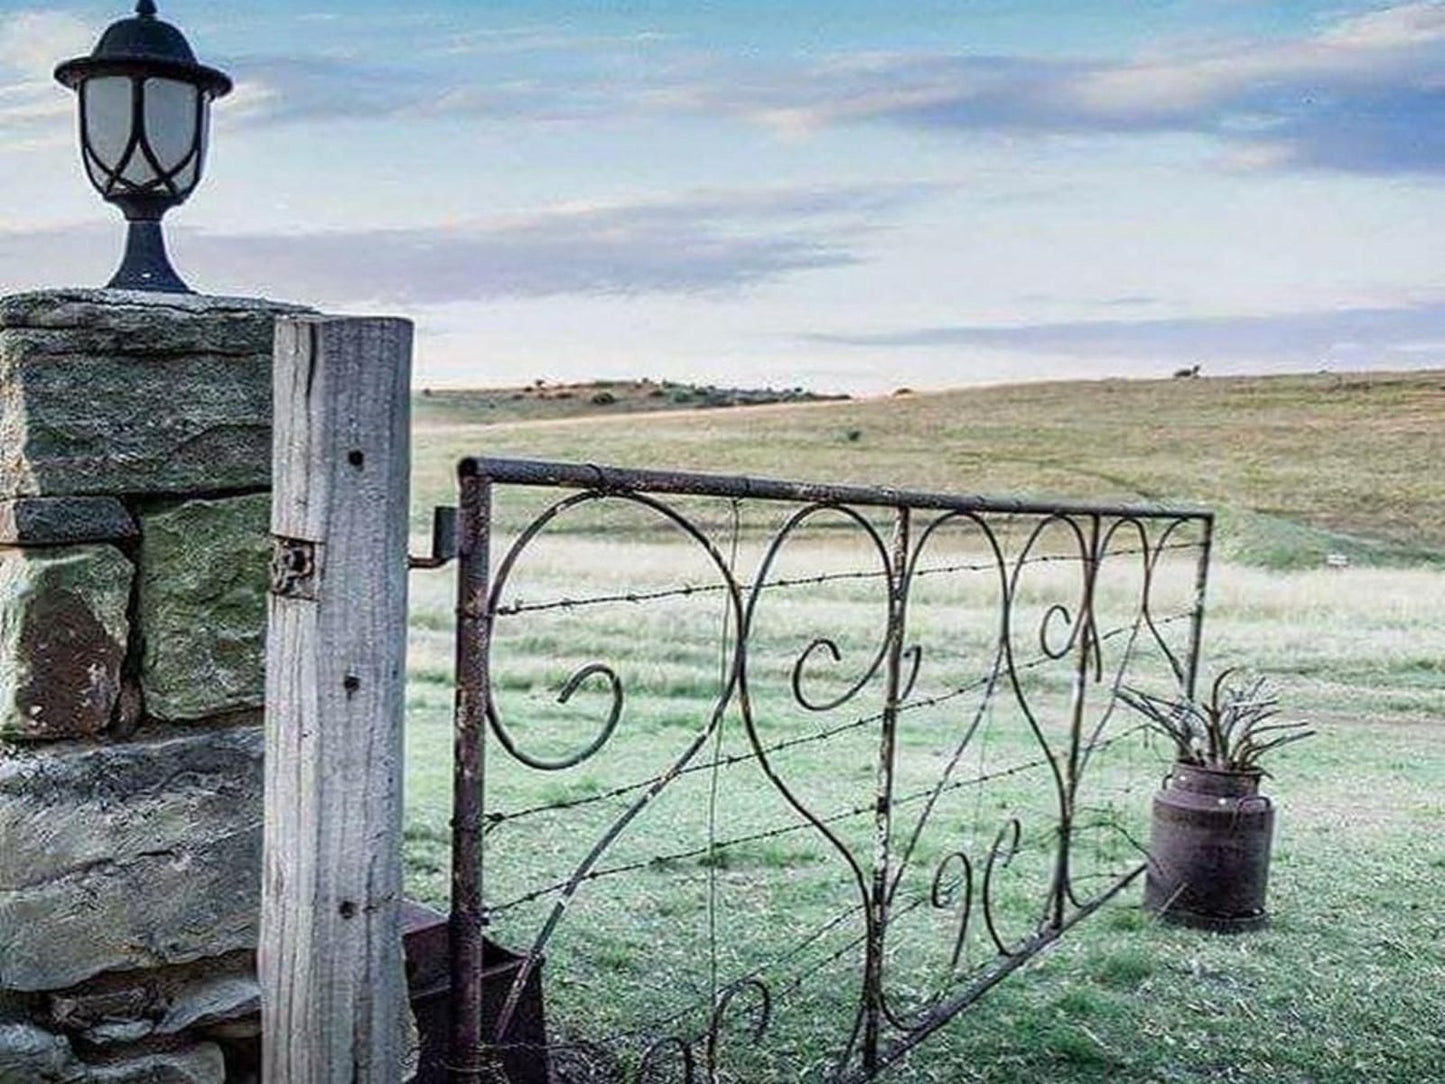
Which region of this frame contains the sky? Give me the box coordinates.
[0,0,1442,393]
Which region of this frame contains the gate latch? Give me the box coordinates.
[409,506,458,570]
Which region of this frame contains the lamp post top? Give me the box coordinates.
[51,0,234,292]
[54,1,232,98]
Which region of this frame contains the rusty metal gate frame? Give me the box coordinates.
[446,457,1214,1083]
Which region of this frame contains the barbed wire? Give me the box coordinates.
[481,613,1192,831]
[487,725,1148,915]
[492,540,1205,618]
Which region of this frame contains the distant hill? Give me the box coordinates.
[414,379,848,427]
[410,369,1445,568]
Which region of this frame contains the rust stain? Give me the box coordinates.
[15,588,122,739]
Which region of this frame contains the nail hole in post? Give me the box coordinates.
[339,901,357,919]
[348,450,365,468]
[343,675,361,696]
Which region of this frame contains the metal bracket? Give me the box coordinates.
[271,536,320,600]
[409,507,458,570]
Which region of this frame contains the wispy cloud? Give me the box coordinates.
[808,303,1445,367]
[0,183,938,303]
[219,52,639,127]
[7,3,1444,176]
[435,24,673,58]
[217,2,1445,176]
[0,9,90,76]
[681,2,1445,174]
[0,10,92,133]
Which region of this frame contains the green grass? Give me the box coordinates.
[402,371,1445,1081]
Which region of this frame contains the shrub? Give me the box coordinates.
[1118,670,1313,771]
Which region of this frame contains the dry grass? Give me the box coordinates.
[412,369,1445,567]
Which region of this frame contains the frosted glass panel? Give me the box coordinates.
[173,158,198,193]
[121,148,159,187]
[82,77,132,172]
[144,78,199,173]
[189,99,210,192]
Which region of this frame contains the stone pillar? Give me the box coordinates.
[0,289,309,1083]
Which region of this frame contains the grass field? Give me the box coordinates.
[413,369,1445,567]
[403,370,1445,1082]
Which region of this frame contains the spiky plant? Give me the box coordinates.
[1118,669,1314,772]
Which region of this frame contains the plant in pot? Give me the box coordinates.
[1119,670,1314,932]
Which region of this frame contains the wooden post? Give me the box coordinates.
[261,316,414,1082]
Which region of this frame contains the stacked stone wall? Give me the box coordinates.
[0,290,308,1083]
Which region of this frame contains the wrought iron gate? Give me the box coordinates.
[445,457,1213,1082]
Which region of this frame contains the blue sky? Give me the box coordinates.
[0,0,1442,392]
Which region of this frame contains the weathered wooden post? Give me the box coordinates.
[260,316,414,1081]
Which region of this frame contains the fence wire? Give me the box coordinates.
[442,457,1214,1083]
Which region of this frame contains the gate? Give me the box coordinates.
[445,457,1213,1082]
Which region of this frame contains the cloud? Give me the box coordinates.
[26,3,1440,176]
[220,56,450,125]
[1319,1,1445,49]
[211,3,1445,175]
[807,303,1445,367]
[686,4,1445,173]
[0,10,92,130]
[0,10,91,77]
[0,184,936,304]
[219,53,633,128]
[215,18,676,128]
[435,25,674,58]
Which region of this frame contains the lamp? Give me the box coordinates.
[55,1,232,293]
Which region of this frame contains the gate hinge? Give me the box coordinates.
[409,506,458,570]
[271,536,320,600]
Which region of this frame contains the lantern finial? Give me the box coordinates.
[136,0,157,17]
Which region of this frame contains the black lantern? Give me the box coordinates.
[54,1,232,293]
